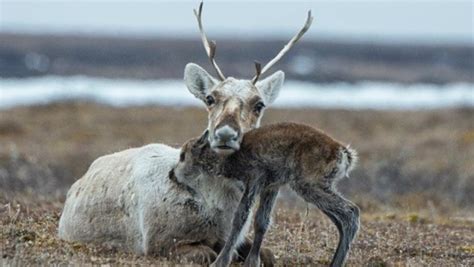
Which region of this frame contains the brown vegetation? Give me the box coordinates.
[1,195,473,266]
[1,103,473,265]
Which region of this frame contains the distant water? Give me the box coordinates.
[0,76,473,110]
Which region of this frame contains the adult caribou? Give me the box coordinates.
[58,2,312,265]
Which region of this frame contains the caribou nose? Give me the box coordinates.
[215,125,239,142]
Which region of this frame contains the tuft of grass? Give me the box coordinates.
[459,246,474,254]
[405,213,429,224]
[461,130,474,144]
[365,256,389,267]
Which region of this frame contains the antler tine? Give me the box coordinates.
[252,61,262,84]
[253,10,314,83]
[193,1,226,81]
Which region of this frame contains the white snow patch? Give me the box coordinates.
[0,76,472,110]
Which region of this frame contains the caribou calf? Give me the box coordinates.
[175,123,360,267]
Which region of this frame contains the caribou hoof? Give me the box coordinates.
[173,244,217,265]
[260,247,276,267]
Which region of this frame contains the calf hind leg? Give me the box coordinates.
[292,182,360,267]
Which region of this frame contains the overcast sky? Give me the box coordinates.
[1,1,472,44]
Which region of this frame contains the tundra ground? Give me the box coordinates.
[1,103,473,265]
[1,195,473,266]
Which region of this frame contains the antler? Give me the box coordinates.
[252,10,314,84]
[194,2,226,81]
[253,61,262,83]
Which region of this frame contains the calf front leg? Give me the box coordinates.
[244,188,279,267]
[212,183,258,267]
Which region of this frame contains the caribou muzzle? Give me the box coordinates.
[211,125,241,154]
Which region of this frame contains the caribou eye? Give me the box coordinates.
[205,95,215,106]
[254,101,266,113]
[179,151,185,162]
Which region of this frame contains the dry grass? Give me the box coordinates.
[1,102,473,265]
[1,196,473,266]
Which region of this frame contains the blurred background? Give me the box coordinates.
[1,0,473,265]
[1,0,473,205]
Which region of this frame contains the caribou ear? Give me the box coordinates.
[256,71,284,104]
[184,63,218,101]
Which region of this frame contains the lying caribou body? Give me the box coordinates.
[58,66,283,264]
[58,2,312,265]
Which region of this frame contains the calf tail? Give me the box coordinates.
[343,145,358,176]
[336,145,358,180]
